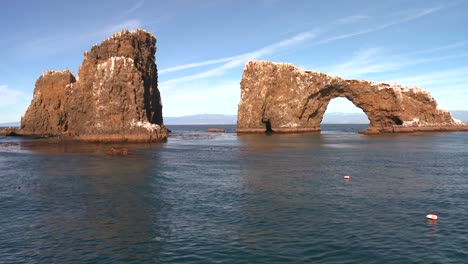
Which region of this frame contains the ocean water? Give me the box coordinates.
[1,124,467,263]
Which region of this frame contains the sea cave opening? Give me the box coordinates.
[262,118,273,133]
[320,97,370,132]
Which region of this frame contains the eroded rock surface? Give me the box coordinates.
[21,29,166,142]
[237,60,468,134]
[21,70,75,134]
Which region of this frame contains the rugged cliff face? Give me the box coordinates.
[237,60,468,134]
[21,29,166,142]
[21,70,75,134]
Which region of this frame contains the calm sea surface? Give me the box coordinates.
[1,124,467,263]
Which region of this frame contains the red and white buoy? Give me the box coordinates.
[426,214,438,220]
[344,175,350,180]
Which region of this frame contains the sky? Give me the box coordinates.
[1,0,468,122]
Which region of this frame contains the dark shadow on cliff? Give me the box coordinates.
[262,118,273,134]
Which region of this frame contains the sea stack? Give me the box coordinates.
[237,60,468,134]
[21,29,167,142]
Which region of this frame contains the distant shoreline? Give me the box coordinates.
[2,110,468,127]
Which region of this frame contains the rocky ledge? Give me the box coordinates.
[237,60,468,134]
[19,29,167,143]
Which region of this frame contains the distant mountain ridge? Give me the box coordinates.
[163,111,468,125]
[0,122,20,127]
[2,111,468,127]
[164,114,237,125]
[450,111,468,123]
[321,112,369,124]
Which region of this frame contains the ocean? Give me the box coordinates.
[1,124,467,263]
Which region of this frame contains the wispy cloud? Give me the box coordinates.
[406,40,468,56]
[327,46,468,78]
[392,4,446,21]
[0,85,27,106]
[316,5,446,45]
[159,31,316,87]
[162,80,240,116]
[389,67,468,110]
[334,15,369,25]
[160,4,448,87]
[327,48,397,77]
[124,0,145,15]
[159,55,240,74]
[106,19,142,33]
[389,67,468,87]
[0,85,31,122]
[20,19,143,59]
[159,12,375,77]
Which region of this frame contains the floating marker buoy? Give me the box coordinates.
[344,175,350,180]
[426,214,438,220]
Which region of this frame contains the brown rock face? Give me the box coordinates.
[21,70,75,134]
[21,29,166,142]
[237,60,468,134]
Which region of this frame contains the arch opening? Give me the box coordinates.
[320,97,370,131]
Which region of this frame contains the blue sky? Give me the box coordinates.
[1,0,468,122]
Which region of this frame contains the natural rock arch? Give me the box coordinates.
[301,84,402,129]
[237,60,467,134]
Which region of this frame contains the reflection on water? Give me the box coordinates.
[0,139,164,262]
[1,125,468,263]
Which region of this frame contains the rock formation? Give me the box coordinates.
[21,70,75,135]
[21,29,167,142]
[237,60,468,134]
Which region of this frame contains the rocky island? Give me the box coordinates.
[19,29,167,142]
[237,60,468,134]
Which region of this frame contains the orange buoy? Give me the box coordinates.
[426,214,438,220]
[344,175,350,180]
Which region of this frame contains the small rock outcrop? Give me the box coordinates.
[237,60,468,134]
[207,128,226,133]
[21,29,166,142]
[106,147,130,156]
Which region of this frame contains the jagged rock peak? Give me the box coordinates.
[237,60,468,134]
[21,29,166,143]
[82,29,156,67]
[40,69,75,78]
[107,28,154,40]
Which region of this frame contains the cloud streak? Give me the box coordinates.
[159,31,316,87]
[0,85,31,122]
[0,85,27,106]
[389,67,468,110]
[327,47,468,78]
[20,19,143,59]
[159,55,241,74]
[107,19,142,33]
[124,0,145,15]
[160,4,448,87]
[316,5,446,45]
[407,40,468,56]
[389,67,468,87]
[334,15,369,25]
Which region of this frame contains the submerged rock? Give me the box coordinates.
[106,147,130,156]
[0,128,21,136]
[207,128,226,133]
[21,29,166,143]
[237,60,468,134]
